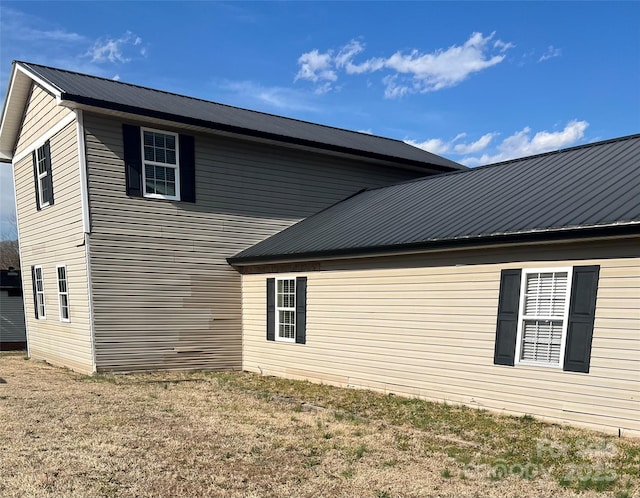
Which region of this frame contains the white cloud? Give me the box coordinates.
[214,79,320,113]
[538,45,562,62]
[1,8,86,44]
[295,32,512,97]
[406,132,496,156]
[462,120,589,166]
[295,49,337,83]
[453,133,497,154]
[405,137,453,155]
[86,31,146,64]
[406,121,588,166]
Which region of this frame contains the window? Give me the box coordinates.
[141,128,180,200]
[493,266,600,373]
[515,269,571,367]
[276,278,296,341]
[56,265,70,322]
[32,141,54,209]
[122,124,195,202]
[266,276,307,344]
[32,265,46,319]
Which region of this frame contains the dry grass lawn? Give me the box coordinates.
[0,352,638,498]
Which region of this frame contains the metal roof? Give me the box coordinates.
[7,61,463,172]
[229,134,640,265]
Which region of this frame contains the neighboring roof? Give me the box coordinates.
[0,61,463,172]
[230,134,640,265]
[0,269,21,289]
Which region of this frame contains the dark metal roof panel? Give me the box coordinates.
[231,134,640,263]
[19,62,463,171]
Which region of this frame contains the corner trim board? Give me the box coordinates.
[75,110,90,233]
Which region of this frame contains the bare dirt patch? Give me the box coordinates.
[0,353,638,497]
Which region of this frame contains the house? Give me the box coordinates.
[228,135,640,437]
[1,61,637,437]
[0,268,26,350]
[0,61,462,375]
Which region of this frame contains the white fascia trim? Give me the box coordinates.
[15,63,63,100]
[12,112,76,164]
[75,110,90,233]
[0,66,20,144]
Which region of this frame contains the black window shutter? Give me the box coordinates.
[31,266,38,318]
[43,140,54,206]
[493,269,522,366]
[179,134,196,203]
[563,265,600,373]
[32,151,41,210]
[122,124,142,197]
[295,277,307,344]
[266,278,275,341]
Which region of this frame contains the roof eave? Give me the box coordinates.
[227,223,640,266]
[60,94,462,173]
[0,62,64,161]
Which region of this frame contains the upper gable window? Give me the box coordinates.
[141,128,180,200]
[32,141,54,210]
[122,124,195,203]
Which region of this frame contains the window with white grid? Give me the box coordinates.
[141,128,180,200]
[57,265,70,322]
[34,265,46,319]
[36,143,51,208]
[516,269,572,367]
[276,278,296,341]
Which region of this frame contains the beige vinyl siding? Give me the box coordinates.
[241,238,640,437]
[83,113,417,372]
[0,290,26,345]
[13,86,93,373]
[15,84,72,156]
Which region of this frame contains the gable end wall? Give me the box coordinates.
[12,84,93,373]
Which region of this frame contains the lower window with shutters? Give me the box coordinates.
[276,278,296,341]
[515,268,572,367]
[494,265,600,373]
[266,276,307,344]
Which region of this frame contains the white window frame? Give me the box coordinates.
[275,277,296,343]
[56,265,70,323]
[36,143,50,208]
[140,127,180,201]
[514,267,573,368]
[34,265,46,319]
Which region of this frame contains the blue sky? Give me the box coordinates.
[1,1,639,236]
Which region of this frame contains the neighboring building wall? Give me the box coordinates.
[241,238,640,436]
[83,113,419,372]
[13,84,93,373]
[0,289,26,349]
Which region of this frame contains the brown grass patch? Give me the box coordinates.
[0,353,638,497]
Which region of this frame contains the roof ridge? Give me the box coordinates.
[18,60,415,146]
[363,132,640,192]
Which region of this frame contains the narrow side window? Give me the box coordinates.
[32,141,54,210]
[32,265,46,319]
[57,265,70,322]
